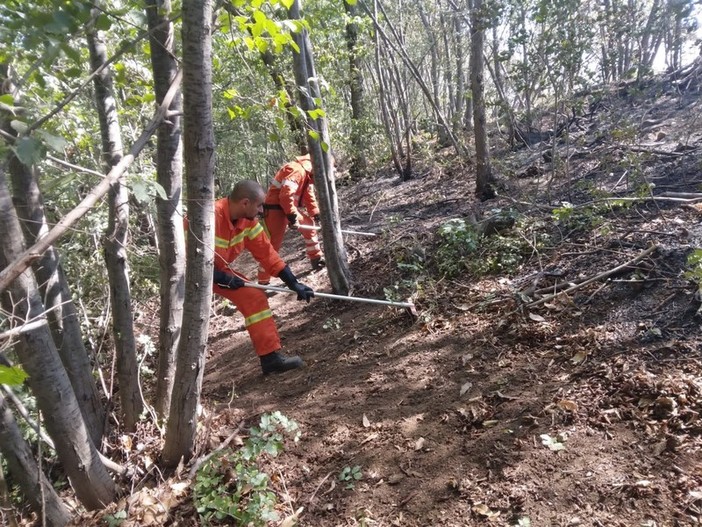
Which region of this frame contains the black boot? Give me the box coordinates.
[311,257,325,271]
[260,351,304,375]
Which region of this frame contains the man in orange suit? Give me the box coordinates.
[258,154,323,285]
[210,180,314,374]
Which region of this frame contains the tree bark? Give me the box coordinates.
[87,11,143,432]
[145,0,186,421]
[344,0,368,179]
[0,167,115,510]
[289,0,351,296]
[470,0,496,200]
[162,0,215,467]
[0,391,72,526]
[1,70,105,447]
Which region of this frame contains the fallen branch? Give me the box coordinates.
[0,69,182,294]
[187,420,246,479]
[526,245,658,309]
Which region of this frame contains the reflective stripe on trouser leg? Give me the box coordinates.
[213,283,281,356]
[298,215,322,260]
[258,209,288,284]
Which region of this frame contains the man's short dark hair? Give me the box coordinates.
[229,180,264,202]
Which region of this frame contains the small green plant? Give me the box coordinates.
[193,412,300,526]
[102,510,127,527]
[551,202,603,232]
[685,248,702,286]
[339,465,363,489]
[435,218,479,277]
[322,317,341,331]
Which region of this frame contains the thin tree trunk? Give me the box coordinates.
[344,0,368,179]
[1,71,105,446]
[0,167,115,510]
[289,0,351,296]
[454,14,466,135]
[470,0,495,200]
[87,10,143,432]
[417,3,442,138]
[162,0,216,467]
[0,392,72,526]
[145,0,186,421]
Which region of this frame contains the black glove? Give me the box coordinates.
[278,265,315,303]
[313,214,321,224]
[287,214,299,228]
[213,270,245,290]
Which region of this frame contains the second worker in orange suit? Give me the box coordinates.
[258,154,324,285]
[209,180,314,375]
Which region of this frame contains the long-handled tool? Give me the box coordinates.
[244,282,417,315]
[297,224,377,237]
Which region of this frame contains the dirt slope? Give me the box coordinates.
[74,75,702,527]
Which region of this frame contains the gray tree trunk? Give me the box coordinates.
[162,0,215,467]
[344,0,368,179]
[470,0,496,200]
[145,0,186,421]
[87,11,143,431]
[289,0,351,295]
[1,71,105,446]
[0,167,115,510]
[0,391,72,526]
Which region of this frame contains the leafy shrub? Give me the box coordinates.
[194,412,300,526]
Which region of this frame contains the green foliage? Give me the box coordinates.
[194,412,300,526]
[0,365,28,385]
[684,249,702,286]
[338,465,362,489]
[322,316,341,331]
[434,213,544,278]
[102,510,127,527]
[435,219,479,277]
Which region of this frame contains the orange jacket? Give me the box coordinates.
[264,154,320,218]
[212,197,286,277]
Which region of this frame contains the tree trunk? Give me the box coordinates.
[289,0,351,296]
[145,0,186,421]
[0,167,115,510]
[162,0,215,467]
[0,391,72,526]
[344,0,368,179]
[87,10,143,432]
[1,71,105,447]
[470,0,496,200]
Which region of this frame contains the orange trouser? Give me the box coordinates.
[258,208,321,283]
[213,282,280,356]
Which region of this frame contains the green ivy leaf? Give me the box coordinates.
[0,94,14,106]
[0,365,29,385]
[321,140,329,152]
[308,130,320,141]
[280,0,294,8]
[345,0,358,4]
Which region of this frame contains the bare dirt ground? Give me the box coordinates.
[72,74,702,527]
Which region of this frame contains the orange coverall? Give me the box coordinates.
[211,197,287,356]
[258,154,322,284]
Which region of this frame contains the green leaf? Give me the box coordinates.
[95,14,112,31]
[14,137,45,166]
[345,0,358,4]
[37,130,67,153]
[151,182,167,200]
[0,94,14,106]
[308,130,320,141]
[131,181,150,204]
[280,0,294,8]
[321,141,329,152]
[10,120,29,134]
[0,365,29,385]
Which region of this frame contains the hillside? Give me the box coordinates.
[75,73,702,527]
